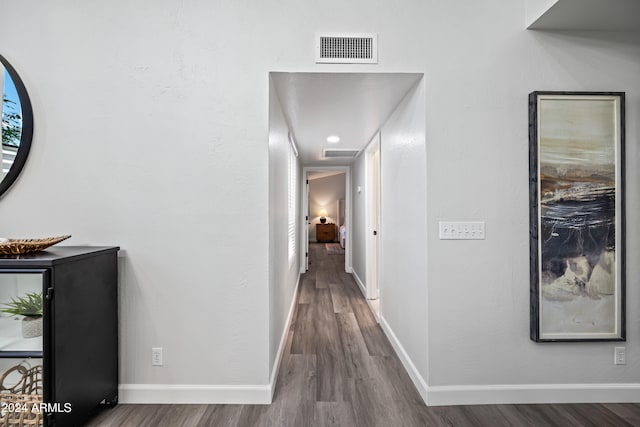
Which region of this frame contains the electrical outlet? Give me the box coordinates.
[614,346,626,365]
[152,347,163,366]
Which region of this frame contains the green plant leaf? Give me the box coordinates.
[0,291,42,317]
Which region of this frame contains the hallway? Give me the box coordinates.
[87,244,640,426]
[274,242,427,425]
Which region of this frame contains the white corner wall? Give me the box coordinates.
[525,0,559,28]
[350,146,369,290]
[0,0,638,407]
[0,1,276,404]
[268,76,300,396]
[377,79,429,398]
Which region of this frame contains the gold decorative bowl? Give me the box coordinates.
[0,235,71,255]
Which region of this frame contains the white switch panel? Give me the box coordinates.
[439,221,485,240]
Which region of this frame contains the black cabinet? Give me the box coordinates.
[0,246,119,427]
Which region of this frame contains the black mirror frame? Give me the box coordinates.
[0,54,34,199]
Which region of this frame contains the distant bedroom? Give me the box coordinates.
[308,171,346,249]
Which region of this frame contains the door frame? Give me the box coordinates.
[365,134,381,300]
[300,166,352,274]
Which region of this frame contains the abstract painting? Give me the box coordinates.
[529,92,625,342]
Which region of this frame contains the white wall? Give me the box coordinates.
[526,0,559,27]
[0,0,638,406]
[308,173,345,242]
[351,148,368,288]
[268,76,300,391]
[424,25,640,405]
[378,79,429,390]
[0,0,274,403]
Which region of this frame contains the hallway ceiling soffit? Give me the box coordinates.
[308,171,345,180]
[271,73,422,166]
[528,0,640,31]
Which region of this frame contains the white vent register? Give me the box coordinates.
[323,148,360,158]
[315,33,378,64]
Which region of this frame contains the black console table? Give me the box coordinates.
[0,246,119,426]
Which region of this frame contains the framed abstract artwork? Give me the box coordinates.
[529,91,625,342]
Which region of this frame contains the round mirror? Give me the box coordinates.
[1,54,33,198]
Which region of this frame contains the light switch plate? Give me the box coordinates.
[614,346,626,365]
[439,221,485,240]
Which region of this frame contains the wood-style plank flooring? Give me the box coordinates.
[87,243,640,426]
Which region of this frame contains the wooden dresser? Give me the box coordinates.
[316,223,336,242]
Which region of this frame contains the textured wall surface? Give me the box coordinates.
[268,76,300,382]
[0,0,638,404]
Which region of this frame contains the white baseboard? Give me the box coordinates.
[351,270,366,297]
[379,316,429,404]
[269,273,301,400]
[120,274,301,405]
[378,316,640,406]
[122,273,640,407]
[365,299,380,323]
[426,383,640,406]
[351,269,379,321]
[118,384,271,404]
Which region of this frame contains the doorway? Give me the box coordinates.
[270,71,425,318]
[269,71,427,406]
[301,167,351,275]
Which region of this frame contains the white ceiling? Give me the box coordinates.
[308,171,345,181]
[528,0,640,31]
[271,73,422,166]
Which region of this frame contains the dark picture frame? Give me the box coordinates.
[529,91,625,342]
[1,54,34,199]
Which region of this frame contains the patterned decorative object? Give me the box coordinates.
[0,393,43,426]
[0,364,44,426]
[21,317,42,339]
[325,243,345,255]
[0,235,71,255]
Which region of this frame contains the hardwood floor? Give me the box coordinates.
[87,243,640,426]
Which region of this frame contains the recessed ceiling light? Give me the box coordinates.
[326,135,340,143]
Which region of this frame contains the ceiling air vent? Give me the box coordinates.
[315,33,378,64]
[323,148,360,158]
